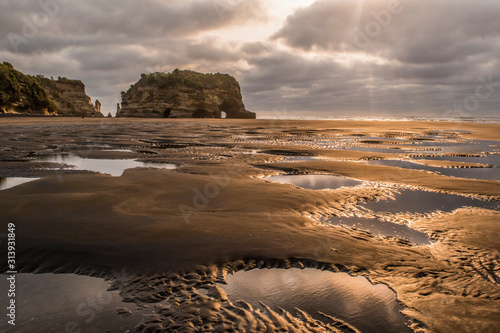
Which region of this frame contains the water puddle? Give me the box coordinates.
[266,174,497,242]
[33,154,177,177]
[266,174,363,190]
[101,149,135,153]
[284,155,323,162]
[326,188,497,243]
[335,138,500,158]
[327,216,431,245]
[341,146,413,154]
[430,140,499,155]
[0,177,40,191]
[365,159,439,172]
[413,153,500,168]
[0,273,151,333]
[361,189,498,214]
[404,139,500,167]
[365,159,500,181]
[220,268,412,333]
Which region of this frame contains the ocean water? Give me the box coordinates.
[257,113,500,124]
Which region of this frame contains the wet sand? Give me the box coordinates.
[0,118,499,332]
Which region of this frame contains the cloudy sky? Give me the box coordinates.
[1,0,499,117]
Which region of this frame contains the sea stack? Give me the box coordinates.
[116,69,256,119]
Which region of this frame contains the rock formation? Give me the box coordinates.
[95,100,102,113]
[117,69,256,119]
[38,77,103,117]
[0,62,103,117]
[0,62,57,115]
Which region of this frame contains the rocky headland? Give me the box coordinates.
[117,69,256,119]
[38,76,102,117]
[0,62,102,117]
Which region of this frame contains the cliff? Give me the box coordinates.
[0,62,102,117]
[0,62,57,115]
[117,69,256,119]
[38,77,103,117]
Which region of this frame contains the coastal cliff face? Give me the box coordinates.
[38,77,103,117]
[0,62,102,117]
[0,62,56,115]
[117,70,256,119]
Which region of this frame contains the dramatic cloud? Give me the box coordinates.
[266,0,500,116]
[274,0,500,63]
[1,0,499,117]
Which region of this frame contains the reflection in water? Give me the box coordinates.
[0,274,149,333]
[343,146,414,154]
[413,153,500,168]
[361,189,499,214]
[284,155,324,162]
[270,174,498,243]
[266,174,363,190]
[366,159,500,181]
[417,139,500,155]
[35,154,177,177]
[0,177,40,191]
[328,188,498,243]
[338,137,500,157]
[327,216,431,245]
[220,268,412,333]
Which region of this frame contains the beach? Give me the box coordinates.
[0,118,499,332]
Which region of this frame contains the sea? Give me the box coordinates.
[256,113,500,124]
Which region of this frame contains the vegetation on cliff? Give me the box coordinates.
[0,62,100,116]
[38,76,85,90]
[0,62,56,113]
[127,69,238,94]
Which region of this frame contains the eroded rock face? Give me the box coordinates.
[0,62,102,117]
[39,78,103,117]
[117,69,256,119]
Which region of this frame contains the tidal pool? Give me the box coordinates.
[327,216,431,245]
[0,177,40,191]
[220,268,412,333]
[429,139,499,155]
[34,154,177,177]
[0,273,150,333]
[338,137,500,163]
[326,188,498,243]
[266,174,363,190]
[413,153,500,168]
[284,155,323,162]
[340,146,415,154]
[365,159,500,181]
[360,188,499,214]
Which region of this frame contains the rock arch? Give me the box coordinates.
[163,108,171,118]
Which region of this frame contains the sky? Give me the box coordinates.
[1,0,499,117]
